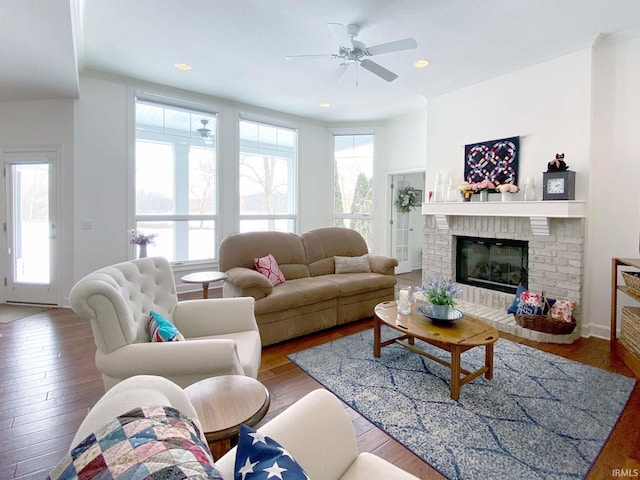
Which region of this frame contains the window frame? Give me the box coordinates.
[133,93,219,265]
[332,131,375,247]
[238,115,298,233]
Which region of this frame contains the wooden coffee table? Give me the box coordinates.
[374,301,499,400]
[184,375,270,459]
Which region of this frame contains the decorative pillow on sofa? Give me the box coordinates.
[550,300,576,322]
[254,253,286,286]
[148,310,185,342]
[507,285,555,316]
[234,424,308,480]
[48,405,222,480]
[334,254,371,274]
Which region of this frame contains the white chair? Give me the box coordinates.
[70,376,419,480]
[69,257,261,391]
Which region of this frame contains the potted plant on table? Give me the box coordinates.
[421,277,462,318]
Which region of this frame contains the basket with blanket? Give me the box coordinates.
[507,285,577,334]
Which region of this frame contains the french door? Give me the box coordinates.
[4,151,58,304]
[391,174,412,274]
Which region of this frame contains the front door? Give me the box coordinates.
[4,151,58,305]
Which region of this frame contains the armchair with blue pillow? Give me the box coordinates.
[69,257,262,391]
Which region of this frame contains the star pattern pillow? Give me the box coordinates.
[254,253,286,286]
[234,424,309,480]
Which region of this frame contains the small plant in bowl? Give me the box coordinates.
[421,277,462,319]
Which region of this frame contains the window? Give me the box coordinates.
[134,97,217,263]
[333,134,374,248]
[239,118,297,233]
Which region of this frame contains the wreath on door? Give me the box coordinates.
[395,186,419,213]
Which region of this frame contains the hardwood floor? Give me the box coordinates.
[0,271,638,479]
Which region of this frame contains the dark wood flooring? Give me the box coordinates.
[0,270,638,479]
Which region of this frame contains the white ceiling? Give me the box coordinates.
[3,0,640,122]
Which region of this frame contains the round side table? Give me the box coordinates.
[184,375,270,459]
[180,271,228,299]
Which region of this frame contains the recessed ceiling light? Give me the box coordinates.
[319,102,331,108]
[414,59,430,68]
[174,63,192,71]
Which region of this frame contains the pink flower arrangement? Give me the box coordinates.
[471,179,496,192]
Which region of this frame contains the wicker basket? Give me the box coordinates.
[621,306,640,361]
[513,313,577,334]
[621,271,640,297]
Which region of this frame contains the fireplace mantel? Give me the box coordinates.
[421,200,587,235]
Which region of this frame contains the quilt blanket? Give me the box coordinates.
[48,405,222,480]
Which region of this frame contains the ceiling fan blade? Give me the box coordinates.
[286,54,337,60]
[365,38,417,56]
[360,59,398,82]
[327,63,349,84]
[327,23,352,50]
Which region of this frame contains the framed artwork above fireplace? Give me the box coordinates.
[464,136,520,186]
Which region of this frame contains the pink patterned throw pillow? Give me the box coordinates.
[550,300,576,322]
[254,253,286,286]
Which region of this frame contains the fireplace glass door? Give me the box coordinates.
[456,236,528,294]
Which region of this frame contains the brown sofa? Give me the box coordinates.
[218,227,398,345]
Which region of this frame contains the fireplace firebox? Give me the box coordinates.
[455,236,528,294]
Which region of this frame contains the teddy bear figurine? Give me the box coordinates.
[547,153,569,172]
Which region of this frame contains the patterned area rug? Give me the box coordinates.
[288,328,636,480]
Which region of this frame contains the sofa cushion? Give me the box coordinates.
[254,277,339,315]
[335,254,371,274]
[219,231,310,280]
[324,272,397,296]
[254,253,286,286]
[301,227,369,276]
[234,424,308,480]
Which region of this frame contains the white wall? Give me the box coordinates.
[426,49,592,198]
[586,34,640,338]
[0,99,75,305]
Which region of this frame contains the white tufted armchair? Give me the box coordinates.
[69,257,261,391]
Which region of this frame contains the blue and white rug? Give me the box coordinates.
[288,328,636,480]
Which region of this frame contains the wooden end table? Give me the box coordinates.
[180,271,228,299]
[184,375,270,459]
[374,301,499,401]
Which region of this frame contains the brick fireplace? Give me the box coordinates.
[421,201,586,343]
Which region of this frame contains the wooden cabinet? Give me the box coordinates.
[611,257,640,377]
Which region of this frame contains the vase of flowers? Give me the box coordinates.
[129,229,158,258]
[421,276,462,318]
[458,182,474,202]
[474,179,496,202]
[496,183,519,201]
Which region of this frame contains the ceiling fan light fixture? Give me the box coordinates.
[414,59,430,68]
[174,63,192,71]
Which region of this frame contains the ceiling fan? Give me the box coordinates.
[195,119,213,139]
[286,23,417,83]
